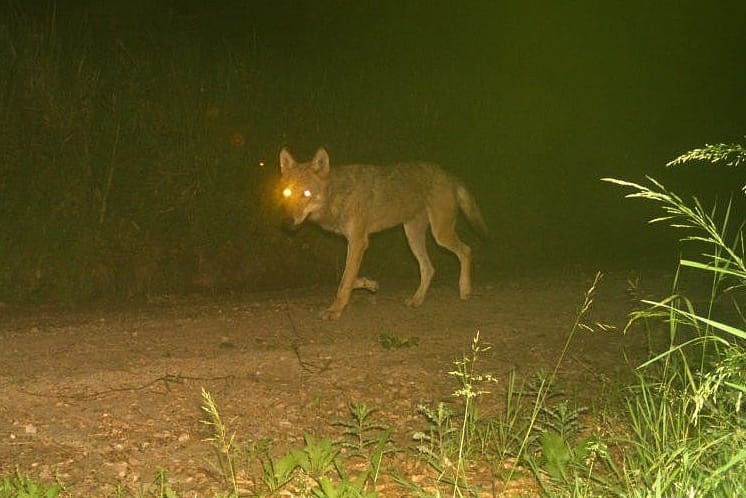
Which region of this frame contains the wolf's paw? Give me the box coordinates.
[319,308,342,320]
[459,286,472,300]
[352,277,378,292]
[405,296,424,308]
[355,277,379,293]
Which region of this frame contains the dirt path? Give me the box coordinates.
[0,271,664,496]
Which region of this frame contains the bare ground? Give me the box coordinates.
[0,270,669,496]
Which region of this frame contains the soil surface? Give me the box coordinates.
[0,270,669,496]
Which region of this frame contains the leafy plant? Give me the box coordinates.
[144,470,180,498]
[295,434,382,498]
[531,401,591,480]
[312,469,378,498]
[378,333,420,349]
[333,402,390,457]
[0,470,62,498]
[413,402,457,473]
[294,435,340,481]
[257,447,299,495]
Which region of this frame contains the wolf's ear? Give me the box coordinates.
[279,147,295,173]
[311,147,330,178]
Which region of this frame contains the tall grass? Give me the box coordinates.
[604,139,746,497]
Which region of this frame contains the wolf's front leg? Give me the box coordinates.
[320,234,369,320]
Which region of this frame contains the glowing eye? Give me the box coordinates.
[282,187,292,198]
[303,189,312,198]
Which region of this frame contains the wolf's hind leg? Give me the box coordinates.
[430,209,472,300]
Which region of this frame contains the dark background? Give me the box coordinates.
[1,0,744,303]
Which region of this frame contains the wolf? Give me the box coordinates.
[279,147,487,320]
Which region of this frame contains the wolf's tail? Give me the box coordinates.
[456,183,488,237]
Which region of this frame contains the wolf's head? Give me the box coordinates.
[279,147,330,228]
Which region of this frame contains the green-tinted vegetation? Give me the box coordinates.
[1,3,358,303]
[603,142,746,497]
